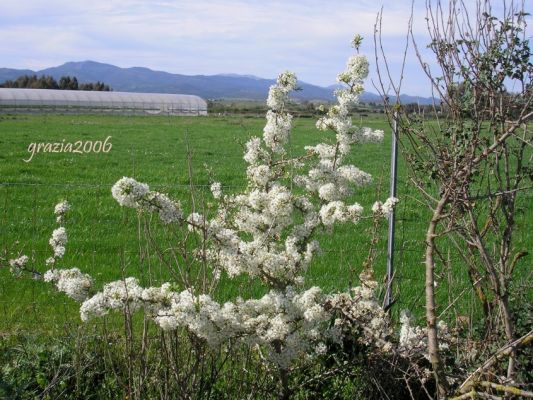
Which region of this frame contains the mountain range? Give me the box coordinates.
[0,61,436,104]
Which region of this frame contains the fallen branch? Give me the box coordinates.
[458,329,533,393]
[479,381,533,398]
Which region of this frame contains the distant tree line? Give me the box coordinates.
[207,99,442,117]
[0,75,111,91]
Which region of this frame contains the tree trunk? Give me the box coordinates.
[425,195,449,398]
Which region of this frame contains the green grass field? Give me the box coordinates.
[0,113,530,333]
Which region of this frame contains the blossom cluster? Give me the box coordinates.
[112,177,183,224]
[210,182,222,199]
[80,281,329,368]
[9,255,29,277]
[46,201,71,266]
[49,227,67,258]
[326,271,393,352]
[8,201,71,280]
[399,310,452,359]
[54,200,70,223]
[266,70,297,111]
[44,268,93,302]
[293,47,384,237]
[80,277,144,321]
[372,197,399,217]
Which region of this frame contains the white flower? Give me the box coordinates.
[318,183,337,202]
[53,246,66,258]
[372,197,399,217]
[276,70,297,91]
[347,204,364,222]
[112,177,182,224]
[9,255,29,276]
[266,71,296,111]
[80,278,143,321]
[112,177,149,208]
[319,201,363,226]
[266,86,286,111]
[103,277,143,311]
[54,200,70,215]
[44,268,93,302]
[305,143,336,158]
[187,212,206,232]
[9,255,28,269]
[32,43,397,374]
[210,182,222,199]
[382,197,399,214]
[337,165,372,186]
[54,200,70,223]
[49,227,68,258]
[358,127,384,143]
[155,314,179,331]
[315,342,328,355]
[147,192,183,224]
[247,164,272,187]
[263,111,292,153]
[80,293,107,321]
[243,137,264,165]
[344,54,369,82]
[43,269,59,282]
[50,227,67,245]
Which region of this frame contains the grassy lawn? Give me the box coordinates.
[0,113,530,333]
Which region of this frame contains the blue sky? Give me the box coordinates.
[1,0,528,96]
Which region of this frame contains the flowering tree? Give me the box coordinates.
[9,38,402,399]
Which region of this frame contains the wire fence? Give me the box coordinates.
[0,112,489,331]
[0,177,482,333]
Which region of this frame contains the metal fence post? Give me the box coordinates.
[385,111,398,309]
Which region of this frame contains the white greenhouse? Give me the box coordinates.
[0,88,207,116]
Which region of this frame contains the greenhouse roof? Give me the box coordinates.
[0,88,207,115]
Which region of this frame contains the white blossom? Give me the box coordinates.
[266,71,297,111]
[246,164,272,187]
[112,177,182,224]
[80,277,143,321]
[80,293,108,321]
[9,255,29,277]
[187,212,206,232]
[43,268,93,302]
[326,272,392,351]
[243,137,264,165]
[337,54,369,83]
[49,227,67,258]
[398,309,452,357]
[305,143,336,159]
[112,177,149,208]
[210,182,222,199]
[319,201,362,226]
[147,192,183,224]
[54,200,70,223]
[263,110,293,153]
[372,197,399,217]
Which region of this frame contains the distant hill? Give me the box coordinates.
[0,68,35,81]
[0,61,437,104]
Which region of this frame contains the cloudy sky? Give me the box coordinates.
[0,0,525,96]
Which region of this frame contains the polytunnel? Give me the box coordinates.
[0,88,208,116]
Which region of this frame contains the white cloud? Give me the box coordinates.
[2,0,528,95]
